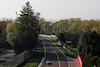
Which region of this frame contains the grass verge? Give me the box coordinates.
[17,40,44,67]
[53,41,75,58]
[72,47,77,51]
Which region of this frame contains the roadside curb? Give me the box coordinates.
[38,57,45,67]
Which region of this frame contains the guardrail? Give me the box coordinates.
[0,48,35,67]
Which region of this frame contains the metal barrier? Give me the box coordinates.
[0,48,35,67]
[58,41,77,58]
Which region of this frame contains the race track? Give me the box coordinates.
[40,37,80,67]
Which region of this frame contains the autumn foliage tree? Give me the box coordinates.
[39,18,100,45]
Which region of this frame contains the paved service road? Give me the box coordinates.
[40,37,80,67]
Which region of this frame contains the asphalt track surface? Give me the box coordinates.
[41,37,80,67]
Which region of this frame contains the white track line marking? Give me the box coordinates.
[42,40,46,58]
[51,46,61,67]
[50,40,70,67]
[43,38,70,67]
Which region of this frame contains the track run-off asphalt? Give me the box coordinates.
[40,36,80,67]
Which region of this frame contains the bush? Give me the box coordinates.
[83,53,100,67]
[88,56,98,67]
[83,53,93,67]
[84,56,98,67]
[95,59,100,67]
[97,63,100,67]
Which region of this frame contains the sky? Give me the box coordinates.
[0,0,100,22]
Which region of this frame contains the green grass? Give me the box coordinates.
[67,45,77,52]
[72,48,77,51]
[66,41,72,43]
[42,36,56,41]
[18,41,44,67]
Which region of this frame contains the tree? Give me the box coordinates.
[18,2,40,31]
[18,1,40,42]
[18,1,40,35]
[7,23,38,54]
[7,2,40,54]
[77,31,100,58]
[59,33,65,42]
[39,18,100,47]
